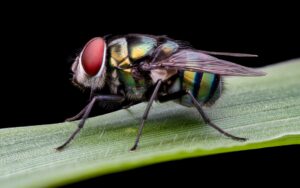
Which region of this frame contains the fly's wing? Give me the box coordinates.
[197,50,258,57]
[151,49,266,76]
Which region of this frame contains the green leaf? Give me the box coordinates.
[1,60,300,187]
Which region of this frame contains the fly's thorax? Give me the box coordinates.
[108,35,157,64]
[106,68,121,94]
[150,69,178,82]
[106,35,158,100]
[148,39,179,82]
[107,61,150,100]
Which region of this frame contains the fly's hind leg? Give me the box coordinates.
[187,91,247,141]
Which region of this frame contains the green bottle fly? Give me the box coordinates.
[57,34,266,151]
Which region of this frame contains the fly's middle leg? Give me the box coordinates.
[130,80,163,151]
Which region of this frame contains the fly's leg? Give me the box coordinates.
[65,104,88,122]
[130,80,162,151]
[56,95,124,151]
[66,89,95,122]
[187,91,247,141]
[121,102,135,110]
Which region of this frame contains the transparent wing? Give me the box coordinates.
[151,50,266,76]
[197,50,258,57]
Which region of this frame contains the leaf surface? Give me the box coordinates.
[1,60,300,187]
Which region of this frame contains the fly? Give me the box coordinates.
[56,34,266,151]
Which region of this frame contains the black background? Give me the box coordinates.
[1,2,299,186]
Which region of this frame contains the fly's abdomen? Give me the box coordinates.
[169,71,221,107]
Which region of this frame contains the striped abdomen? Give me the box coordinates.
[169,71,222,107]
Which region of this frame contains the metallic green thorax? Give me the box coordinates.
[106,34,222,106]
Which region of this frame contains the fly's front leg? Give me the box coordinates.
[65,104,88,122]
[66,89,96,122]
[187,91,247,141]
[130,80,162,151]
[56,95,124,151]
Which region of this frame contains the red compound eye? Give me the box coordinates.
[81,37,106,76]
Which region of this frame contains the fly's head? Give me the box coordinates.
[71,37,107,90]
